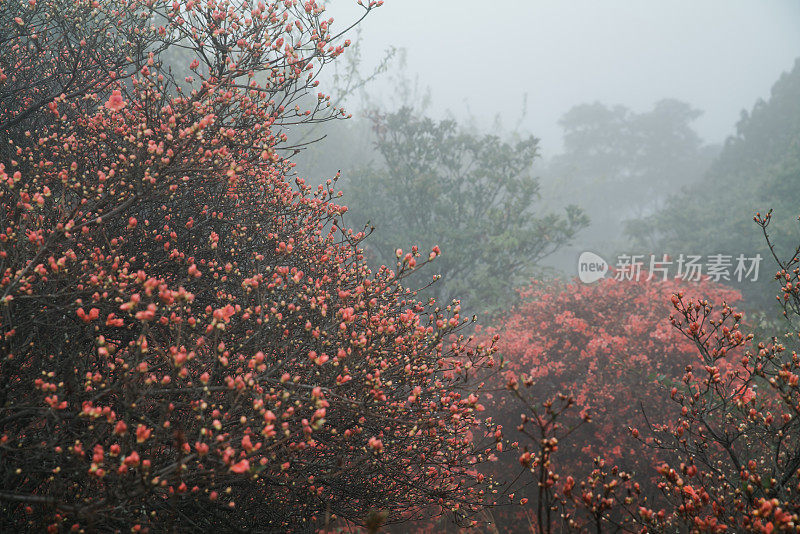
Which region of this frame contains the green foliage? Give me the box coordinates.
[344,108,587,315]
[628,58,800,310]
[542,99,715,264]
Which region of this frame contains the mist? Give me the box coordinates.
[295,0,800,315]
[4,0,800,531]
[323,0,800,154]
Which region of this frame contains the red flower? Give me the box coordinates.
[229,459,250,474]
[104,90,126,112]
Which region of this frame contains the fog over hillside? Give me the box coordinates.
[5,1,800,531]
[323,0,800,154]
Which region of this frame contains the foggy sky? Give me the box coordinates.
[326,1,800,155]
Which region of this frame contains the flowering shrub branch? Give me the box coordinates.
[0,0,502,531]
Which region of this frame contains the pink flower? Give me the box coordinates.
[229,459,250,473]
[136,424,151,443]
[105,90,126,112]
[368,436,383,452]
[738,387,756,405]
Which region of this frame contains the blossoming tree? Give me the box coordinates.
[487,276,742,531]
[0,0,502,531]
[500,220,800,532]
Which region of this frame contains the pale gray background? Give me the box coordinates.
[326,0,800,154]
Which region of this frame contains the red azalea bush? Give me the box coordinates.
[624,290,800,533]
[482,276,743,531]
[0,0,502,531]
[542,281,800,533]
[496,217,800,533]
[493,277,742,475]
[619,216,800,533]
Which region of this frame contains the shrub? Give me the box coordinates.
[486,276,742,532]
[0,0,499,531]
